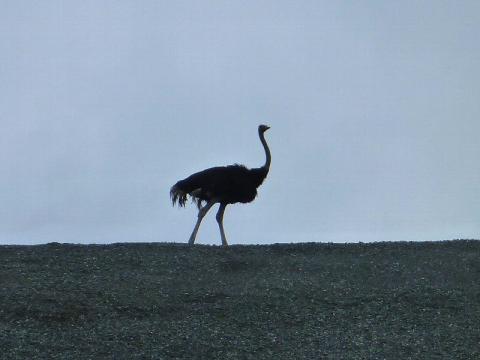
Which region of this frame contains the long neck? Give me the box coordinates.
[259,130,271,171]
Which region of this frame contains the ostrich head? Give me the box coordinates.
[259,124,270,133]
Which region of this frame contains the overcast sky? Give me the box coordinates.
[1,1,479,245]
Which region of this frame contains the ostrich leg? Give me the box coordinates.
[215,203,228,246]
[188,201,215,245]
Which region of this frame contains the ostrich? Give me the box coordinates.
[170,124,271,246]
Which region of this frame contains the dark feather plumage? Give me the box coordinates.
[170,164,268,208]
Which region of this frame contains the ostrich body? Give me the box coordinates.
[170,124,271,246]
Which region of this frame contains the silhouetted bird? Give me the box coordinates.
[170,124,271,246]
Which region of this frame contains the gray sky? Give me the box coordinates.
[1,1,479,245]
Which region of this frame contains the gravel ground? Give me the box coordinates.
[1,240,479,359]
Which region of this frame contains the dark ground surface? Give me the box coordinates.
[0,240,479,359]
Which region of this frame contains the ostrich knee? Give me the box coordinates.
[188,201,215,245]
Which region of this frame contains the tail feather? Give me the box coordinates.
[170,184,188,207]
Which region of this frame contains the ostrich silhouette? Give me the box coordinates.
[170,124,271,246]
